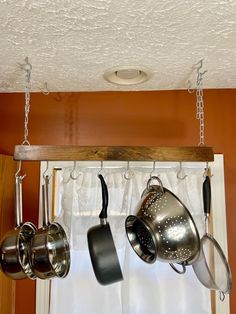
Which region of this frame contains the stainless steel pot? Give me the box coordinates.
[125,176,200,271]
[29,176,70,279]
[0,175,36,280]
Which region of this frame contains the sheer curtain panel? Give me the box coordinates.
[48,163,212,314]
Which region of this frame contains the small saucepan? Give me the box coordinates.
[0,175,36,280]
[30,175,70,279]
[87,174,123,285]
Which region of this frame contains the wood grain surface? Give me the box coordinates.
[14,145,214,162]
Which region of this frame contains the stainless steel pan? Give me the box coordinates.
[30,175,70,279]
[0,175,36,280]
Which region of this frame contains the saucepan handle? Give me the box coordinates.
[169,263,186,275]
[42,175,50,227]
[203,175,211,216]
[15,176,23,227]
[98,174,109,221]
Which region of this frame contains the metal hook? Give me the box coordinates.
[203,162,213,178]
[219,291,225,302]
[15,161,26,179]
[187,79,195,94]
[193,59,204,72]
[43,161,52,180]
[150,161,160,178]
[98,161,103,176]
[177,162,187,180]
[124,161,133,180]
[194,59,207,85]
[39,82,50,95]
[70,161,80,180]
[18,56,32,73]
[150,161,156,178]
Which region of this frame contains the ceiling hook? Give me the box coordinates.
[193,59,203,72]
[177,162,187,180]
[70,161,80,180]
[40,82,50,95]
[18,56,32,73]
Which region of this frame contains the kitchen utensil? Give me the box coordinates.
[87,174,123,285]
[192,175,232,300]
[0,175,36,279]
[30,175,70,279]
[125,176,200,272]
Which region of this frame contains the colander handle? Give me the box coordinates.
[169,263,186,275]
[147,176,164,193]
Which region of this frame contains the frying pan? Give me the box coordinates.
[87,174,123,285]
[30,175,70,279]
[0,175,36,280]
[192,175,232,300]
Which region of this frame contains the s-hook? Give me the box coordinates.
[177,162,187,180]
[43,161,52,180]
[15,161,26,180]
[124,161,133,180]
[70,161,80,180]
[203,162,213,178]
[98,161,103,176]
[150,161,160,178]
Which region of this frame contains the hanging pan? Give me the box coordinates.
[30,175,70,279]
[87,174,123,285]
[192,175,232,301]
[0,175,36,280]
[125,176,200,274]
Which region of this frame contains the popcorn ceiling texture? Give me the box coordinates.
[0,0,236,92]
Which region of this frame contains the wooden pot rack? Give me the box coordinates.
[14,145,214,162]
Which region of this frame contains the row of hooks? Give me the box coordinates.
[15,160,211,181]
[35,160,210,182]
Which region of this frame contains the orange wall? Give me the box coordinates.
[0,90,235,313]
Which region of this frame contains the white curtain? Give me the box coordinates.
[49,164,211,314]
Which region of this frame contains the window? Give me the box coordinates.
[36,155,230,314]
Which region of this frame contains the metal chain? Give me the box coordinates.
[22,57,32,145]
[195,60,207,146]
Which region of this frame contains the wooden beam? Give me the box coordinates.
[14,145,214,162]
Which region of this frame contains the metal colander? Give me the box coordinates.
[125,176,200,268]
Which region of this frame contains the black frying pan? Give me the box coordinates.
[87,174,123,285]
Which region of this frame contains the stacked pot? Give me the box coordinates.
[0,175,70,281]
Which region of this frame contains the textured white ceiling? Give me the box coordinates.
[0,0,236,92]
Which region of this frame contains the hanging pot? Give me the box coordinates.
[125,176,200,273]
[29,175,70,279]
[0,175,36,280]
[87,174,123,285]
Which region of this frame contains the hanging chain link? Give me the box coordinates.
[21,57,32,145]
[195,60,207,146]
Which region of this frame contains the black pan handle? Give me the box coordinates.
[98,174,109,220]
[203,175,211,216]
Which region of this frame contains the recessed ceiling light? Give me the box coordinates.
[104,66,152,86]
